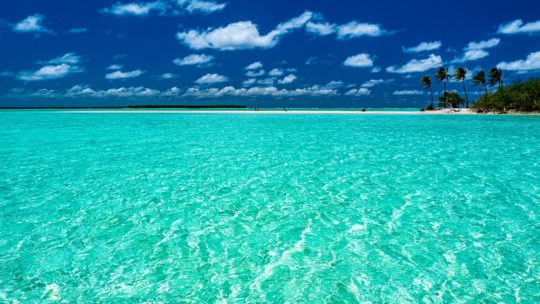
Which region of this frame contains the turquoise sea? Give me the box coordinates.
[0,110,539,303]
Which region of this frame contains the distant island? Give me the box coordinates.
[0,105,248,110]
[420,67,539,113]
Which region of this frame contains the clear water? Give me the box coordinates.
[0,111,539,303]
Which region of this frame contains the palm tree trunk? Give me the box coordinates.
[430,87,434,108]
[462,80,469,108]
[444,80,449,108]
[483,83,488,95]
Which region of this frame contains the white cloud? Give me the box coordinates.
[245,61,263,70]
[322,81,344,89]
[403,41,442,53]
[107,64,124,70]
[173,54,214,66]
[184,85,337,98]
[105,69,145,80]
[102,0,226,16]
[386,54,442,73]
[497,19,540,34]
[42,53,82,65]
[343,53,374,68]
[177,11,314,50]
[178,0,227,14]
[68,27,89,34]
[450,38,499,63]
[361,79,385,88]
[371,66,381,73]
[13,14,52,34]
[278,74,297,84]
[69,85,160,97]
[268,68,284,76]
[336,22,386,39]
[345,88,371,96]
[246,69,265,77]
[392,90,424,95]
[243,78,257,86]
[17,64,81,81]
[102,1,166,16]
[160,73,178,79]
[305,22,335,36]
[464,38,500,50]
[497,51,540,71]
[195,73,228,84]
[452,49,489,63]
[16,53,83,81]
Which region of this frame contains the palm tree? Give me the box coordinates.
[488,67,503,89]
[453,67,469,108]
[421,75,434,109]
[435,67,449,107]
[473,70,488,95]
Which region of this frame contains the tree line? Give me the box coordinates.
[420,67,503,110]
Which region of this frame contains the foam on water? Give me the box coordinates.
[0,111,539,302]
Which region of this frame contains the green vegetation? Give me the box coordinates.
[421,65,539,113]
[435,67,449,107]
[472,70,488,95]
[453,67,469,108]
[473,78,540,112]
[438,91,465,108]
[421,75,434,110]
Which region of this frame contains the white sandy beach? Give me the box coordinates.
[62,108,485,115]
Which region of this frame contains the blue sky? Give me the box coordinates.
[1,0,539,107]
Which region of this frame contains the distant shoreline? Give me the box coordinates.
[0,105,247,110]
[1,108,538,115]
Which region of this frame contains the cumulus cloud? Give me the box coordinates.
[177,11,314,50]
[105,69,145,80]
[173,54,214,67]
[403,41,442,53]
[336,22,386,39]
[497,19,540,34]
[278,74,297,84]
[497,51,540,71]
[246,69,265,77]
[392,90,423,95]
[343,53,374,68]
[12,14,52,34]
[195,73,228,84]
[451,38,500,63]
[184,85,337,98]
[386,54,442,73]
[268,68,284,76]
[68,85,160,97]
[16,53,83,81]
[245,61,263,70]
[345,88,371,96]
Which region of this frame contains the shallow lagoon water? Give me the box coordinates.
[0,111,539,302]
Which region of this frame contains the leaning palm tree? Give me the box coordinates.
[488,67,503,89]
[421,75,434,109]
[453,67,470,108]
[435,67,449,107]
[472,70,488,95]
